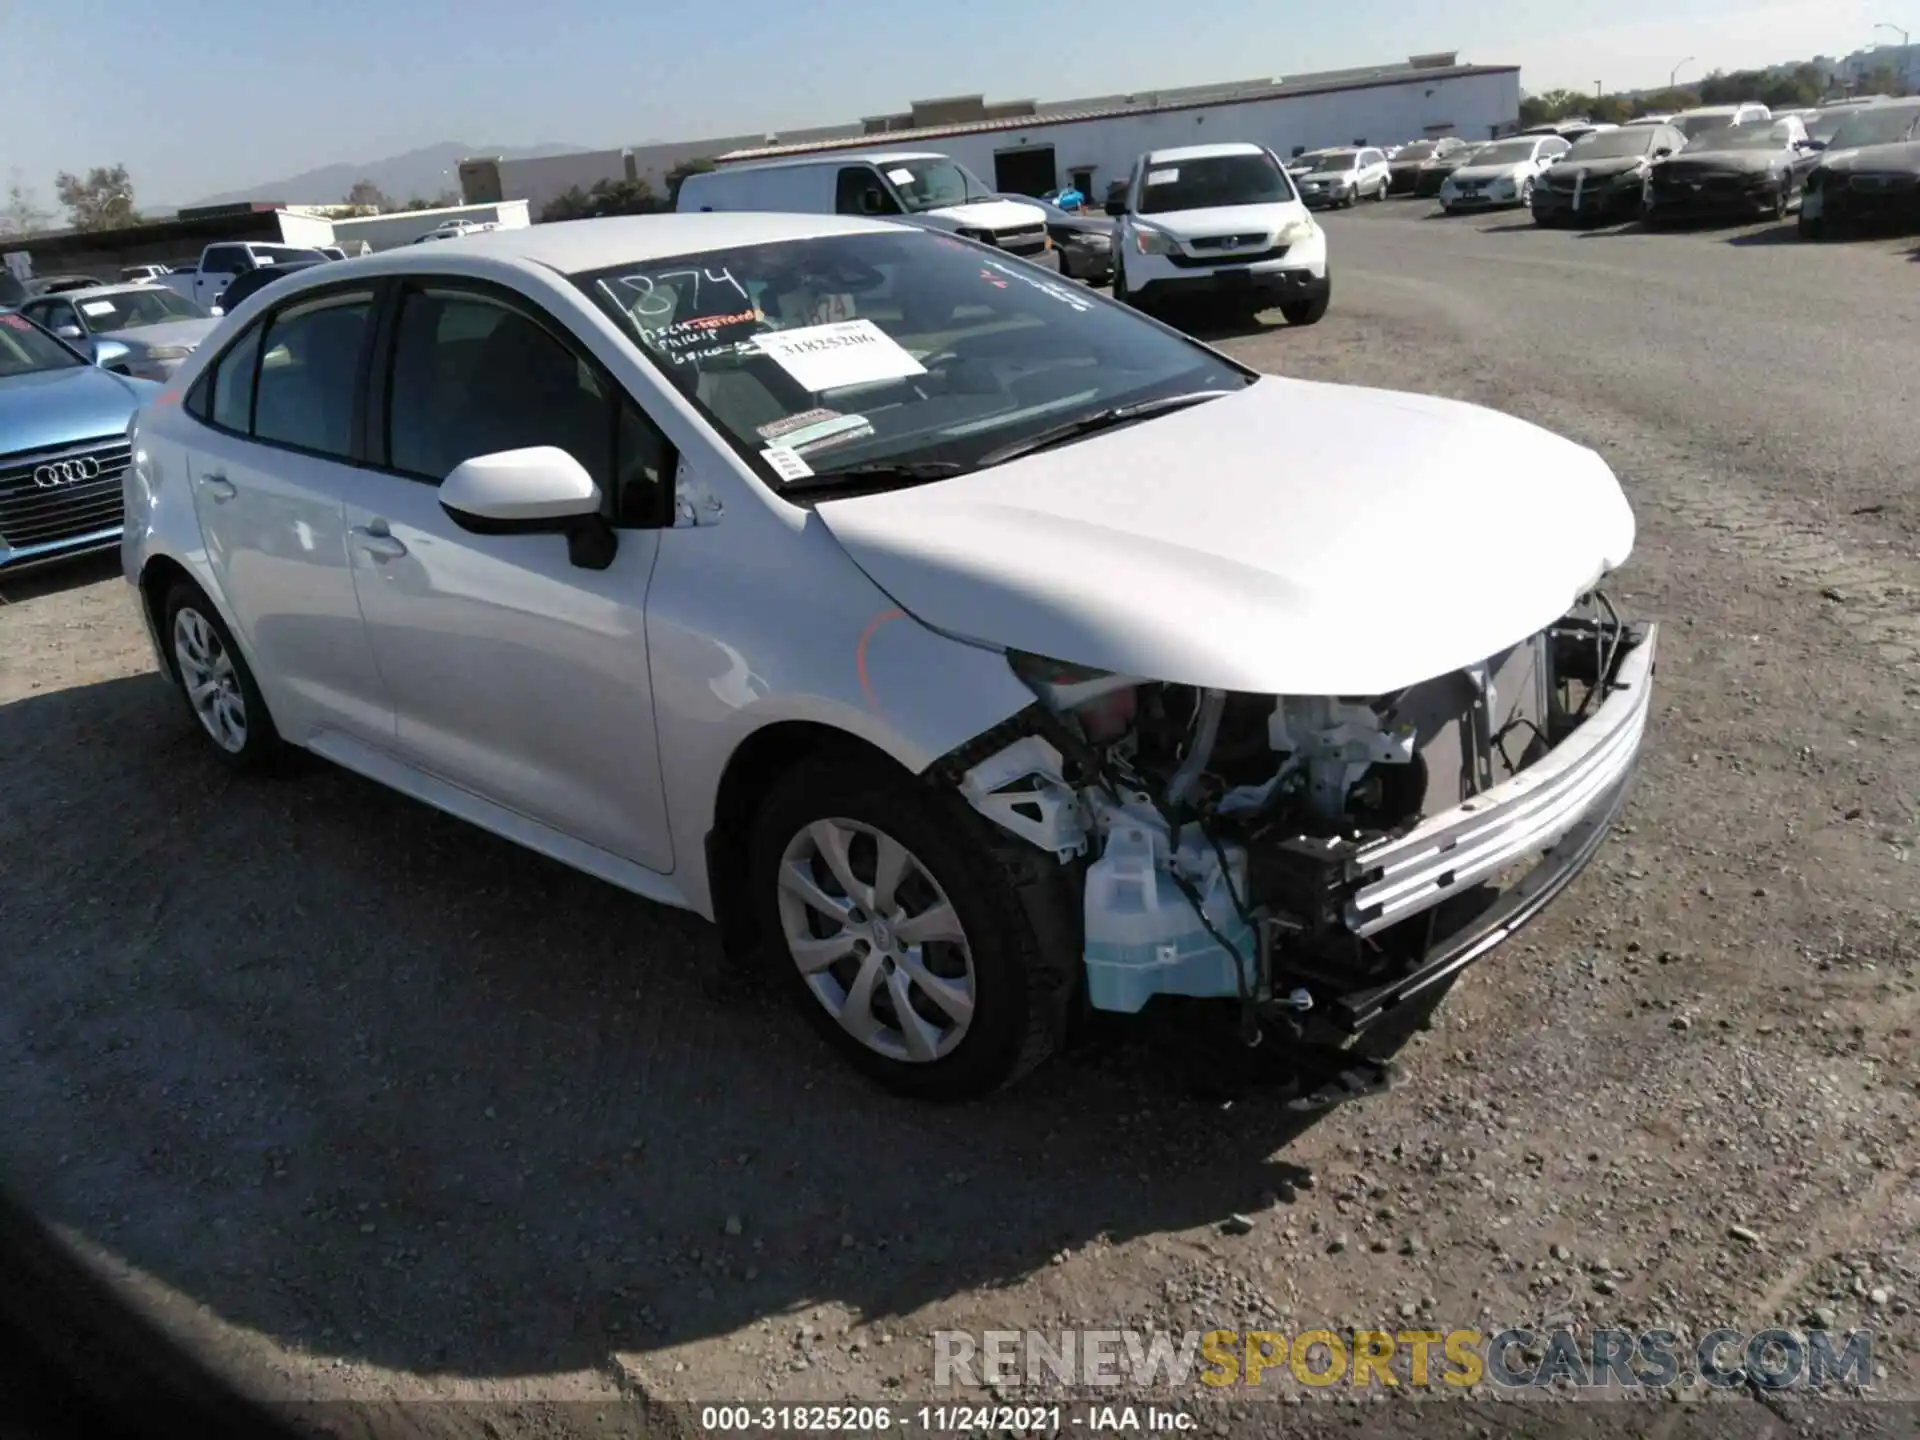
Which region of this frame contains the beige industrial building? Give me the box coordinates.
[458,52,1519,217]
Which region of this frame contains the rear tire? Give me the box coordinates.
[1797,209,1825,240]
[162,581,285,775]
[748,750,1072,1100]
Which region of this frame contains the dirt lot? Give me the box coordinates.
[1,201,1916,1435]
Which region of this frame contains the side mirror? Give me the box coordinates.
[1805,138,1827,151]
[439,446,617,569]
[1104,197,1128,217]
[1653,147,1673,158]
[92,339,130,371]
[54,323,85,341]
[859,189,888,215]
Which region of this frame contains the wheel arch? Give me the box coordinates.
[702,720,908,963]
[137,552,200,684]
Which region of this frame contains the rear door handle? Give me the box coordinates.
[350,525,408,560]
[198,473,236,502]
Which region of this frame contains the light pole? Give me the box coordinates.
[1876,23,1912,90]
[1671,56,1695,89]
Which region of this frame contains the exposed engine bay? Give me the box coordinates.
[945,593,1656,1045]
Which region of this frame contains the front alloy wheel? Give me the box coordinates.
[777,818,976,1065]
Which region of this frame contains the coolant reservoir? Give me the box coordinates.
[1082,819,1257,1013]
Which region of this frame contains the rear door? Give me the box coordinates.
[180,284,393,743]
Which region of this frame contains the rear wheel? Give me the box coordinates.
[162,582,284,774]
[749,751,1070,1100]
[1771,180,1791,221]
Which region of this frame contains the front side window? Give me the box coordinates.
[1469,140,1547,167]
[251,291,373,457]
[384,287,669,523]
[0,311,85,376]
[1137,152,1295,213]
[579,228,1254,493]
[834,167,899,217]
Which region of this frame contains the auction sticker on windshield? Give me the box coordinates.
[81,301,118,317]
[750,318,926,392]
[886,167,916,185]
[759,445,815,481]
[757,408,874,455]
[1147,168,1179,185]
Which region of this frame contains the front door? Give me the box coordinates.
[184,286,394,743]
[341,280,675,872]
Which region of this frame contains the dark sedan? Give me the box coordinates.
[1643,117,1819,225]
[995,194,1114,283]
[1798,99,1920,239]
[1532,123,1685,226]
[1385,137,1469,196]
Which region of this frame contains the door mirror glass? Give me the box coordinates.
[92,339,130,370]
[54,324,84,340]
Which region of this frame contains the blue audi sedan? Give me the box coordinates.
[0,309,162,575]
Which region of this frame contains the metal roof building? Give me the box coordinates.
[461,52,1520,216]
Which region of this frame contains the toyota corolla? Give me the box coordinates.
[121,214,1656,1100]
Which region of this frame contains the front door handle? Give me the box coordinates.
[350,525,408,561]
[198,473,236,502]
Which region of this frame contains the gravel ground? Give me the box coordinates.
[1,199,1915,1435]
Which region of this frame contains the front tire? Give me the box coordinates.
[162,582,284,774]
[748,751,1070,1100]
[1279,287,1330,326]
[1519,178,1535,207]
[1798,209,1826,240]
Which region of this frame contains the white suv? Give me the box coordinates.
[1290,148,1392,208]
[1107,142,1329,324]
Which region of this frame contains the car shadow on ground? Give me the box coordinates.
[0,551,122,606]
[1180,307,1301,342]
[1723,224,1804,247]
[0,673,1443,1387]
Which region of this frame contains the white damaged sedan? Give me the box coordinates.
[123,213,1655,1099]
[1439,133,1571,213]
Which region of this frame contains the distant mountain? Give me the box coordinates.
[184,141,590,209]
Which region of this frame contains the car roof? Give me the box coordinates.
[53,282,176,300]
[1675,104,1750,117]
[273,212,908,281]
[1143,142,1269,164]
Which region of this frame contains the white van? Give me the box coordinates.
[1106,142,1329,324]
[677,152,1056,268]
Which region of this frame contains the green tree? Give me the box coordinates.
[54,163,139,231]
[664,157,715,207]
[344,179,393,210]
[538,177,664,223]
[0,181,54,238]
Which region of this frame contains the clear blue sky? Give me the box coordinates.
[4,0,1870,207]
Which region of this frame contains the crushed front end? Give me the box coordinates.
[944,596,1656,1047]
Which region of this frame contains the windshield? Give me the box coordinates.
[1468,140,1542,166]
[1826,104,1920,150]
[74,288,209,330]
[1684,126,1788,152]
[0,311,85,376]
[1396,141,1438,161]
[884,159,996,213]
[1565,129,1657,160]
[580,230,1251,489]
[1137,152,1293,213]
[1303,150,1360,173]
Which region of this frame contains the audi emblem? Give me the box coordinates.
[32,457,100,488]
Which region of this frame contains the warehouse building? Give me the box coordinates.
[460,52,1518,217]
[6,199,529,283]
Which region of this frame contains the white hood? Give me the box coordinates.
[814,377,1635,696]
[1134,203,1297,239]
[928,197,1046,231]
